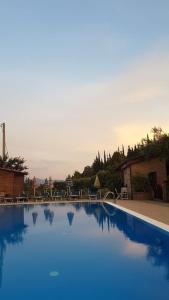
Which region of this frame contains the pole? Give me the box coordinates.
[33,177,36,197]
[49,177,53,197]
[2,123,5,160]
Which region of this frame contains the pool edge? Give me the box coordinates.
[105,201,169,233]
[1,199,169,233]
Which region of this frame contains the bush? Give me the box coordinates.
[97,170,122,191]
[73,177,92,190]
[132,174,150,192]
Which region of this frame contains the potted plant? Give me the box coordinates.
[132,174,152,200]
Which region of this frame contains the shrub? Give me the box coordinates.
[132,174,150,192]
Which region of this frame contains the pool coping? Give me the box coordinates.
[0,199,102,206]
[105,201,169,233]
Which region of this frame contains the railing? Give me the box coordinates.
[100,202,116,217]
[102,191,116,203]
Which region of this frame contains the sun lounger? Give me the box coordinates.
[16,196,26,202]
[51,191,64,200]
[0,196,5,203]
[5,197,15,203]
[0,192,5,203]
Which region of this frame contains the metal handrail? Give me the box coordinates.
[100,202,116,217]
[102,191,116,203]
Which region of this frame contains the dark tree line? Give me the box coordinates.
[24,126,169,194]
[126,127,169,161]
[72,148,125,191]
[71,127,169,191]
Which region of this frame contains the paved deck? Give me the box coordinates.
[115,200,169,226]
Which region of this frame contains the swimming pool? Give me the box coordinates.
[0,202,168,300]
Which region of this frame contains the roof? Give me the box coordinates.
[118,155,163,171]
[117,155,145,170]
[0,167,27,175]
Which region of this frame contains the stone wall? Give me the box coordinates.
[131,158,167,187]
[123,167,132,198]
[123,158,167,200]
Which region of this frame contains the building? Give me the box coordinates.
[0,167,26,196]
[120,156,168,201]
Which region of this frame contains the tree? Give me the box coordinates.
[69,126,169,192]
[92,154,103,173]
[103,150,107,166]
[73,177,92,190]
[82,166,93,177]
[151,127,163,141]
[24,177,32,195]
[53,181,66,191]
[126,127,169,161]
[0,155,28,173]
[73,171,82,179]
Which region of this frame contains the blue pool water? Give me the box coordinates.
[0,202,169,300]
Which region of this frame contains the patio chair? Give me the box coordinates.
[69,190,80,200]
[16,192,29,203]
[115,187,128,200]
[42,192,50,201]
[0,192,5,203]
[52,191,65,200]
[36,195,44,201]
[88,188,98,200]
[4,196,16,203]
[16,196,26,202]
[29,193,44,202]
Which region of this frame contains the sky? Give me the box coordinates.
[0,0,169,179]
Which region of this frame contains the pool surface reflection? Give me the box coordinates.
[0,202,169,300]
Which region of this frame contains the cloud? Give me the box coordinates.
[124,240,147,257]
[2,43,169,178]
[110,49,169,104]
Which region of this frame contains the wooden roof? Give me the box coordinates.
[0,167,27,175]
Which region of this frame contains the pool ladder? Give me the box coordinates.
[100,202,116,217]
[102,191,116,203]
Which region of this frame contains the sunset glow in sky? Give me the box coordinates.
[1,0,169,179]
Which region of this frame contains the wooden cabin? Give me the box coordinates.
[0,167,26,197]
